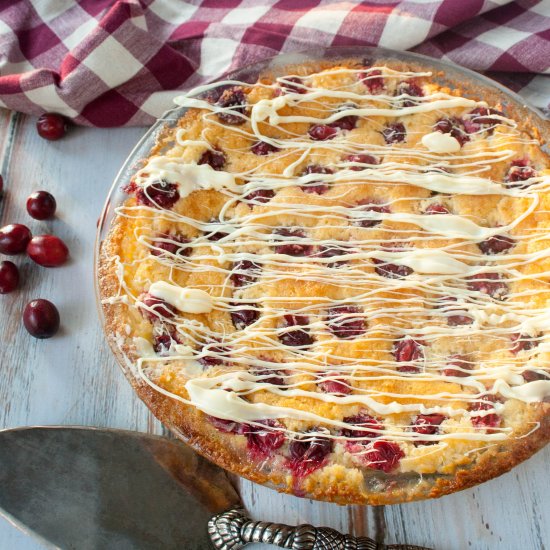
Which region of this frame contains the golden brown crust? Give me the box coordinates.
[98,55,550,505]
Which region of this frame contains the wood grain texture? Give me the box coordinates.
[0,109,548,550]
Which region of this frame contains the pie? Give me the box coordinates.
[98,55,550,504]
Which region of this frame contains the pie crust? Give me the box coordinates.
[98,55,550,504]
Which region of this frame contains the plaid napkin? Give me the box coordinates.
[0,0,548,127]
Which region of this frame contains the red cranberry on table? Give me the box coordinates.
[36,113,68,141]
[0,260,19,294]
[27,235,69,267]
[0,224,32,255]
[23,299,60,338]
[26,191,57,220]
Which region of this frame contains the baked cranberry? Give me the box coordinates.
[245,419,285,457]
[253,368,287,386]
[139,293,176,321]
[273,228,313,256]
[136,181,180,209]
[0,260,19,294]
[301,182,329,195]
[424,203,450,215]
[198,340,228,367]
[153,333,173,356]
[308,124,338,141]
[23,299,60,339]
[279,76,307,94]
[244,188,275,205]
[464,107,502,133]
[393,336,424,373]
[300,164,333,195]
[382,122,406,144]
[354,200,390,228]
[317,244,352,268]
[477,234,515,255]
[36,113,68,141]
[469,395,501,431]
[438,296,473,326]
[251,141,279,155]
[215,86,247,125]
[0,224,32,255]
[279,314,313,348]
[230,304,260,329]
[434,117,469,146]
[151,234,191,257]
[318,373,351,395]
[329,104,357,131]
[289,430,333,477]
[204,219,228,241]
[410,414,446,446]
[395,81,424,107]
[510,333,540,355]
[231,259,262,287]
[345,153,378,170]
[522,369,549,382]
[208,415,243,434]
[327,305,367,340]
[442,354,473,377]
[467,272,508,300]
[198,149,226,171]
[341,413,383,440]
[359,69,385,93]
[373,258,413,279]
[27,235,69,267]
[26,191,56,220]
[505,159,537,187]
[363,440,404,473]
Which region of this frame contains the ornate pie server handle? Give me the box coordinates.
[208,506,432,550]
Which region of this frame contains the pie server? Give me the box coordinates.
[0,426,431,550]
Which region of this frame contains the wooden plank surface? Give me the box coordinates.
[0,110,548,550]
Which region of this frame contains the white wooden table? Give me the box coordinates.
[0,108,548,550]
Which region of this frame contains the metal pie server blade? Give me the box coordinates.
[0,426,432,550]
[0,426,239,550]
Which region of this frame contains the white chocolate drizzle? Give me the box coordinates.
[105,64,550,456]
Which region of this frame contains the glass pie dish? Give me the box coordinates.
[95,46,550,505]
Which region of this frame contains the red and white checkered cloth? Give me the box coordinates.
[0,0,549,127]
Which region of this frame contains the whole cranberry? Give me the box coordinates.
[0,224,32,255]
[215,86,247,125]
[279,76,307,95]
[198,149,226,171]
[139,293,176,321]
[341,413,383,440]
[0,260,19,294]
[308,124,338,141]
[245,419,285,457]
[36,113,68,141]
[27,235,69,267]
[251,141,279,155]
[382,122,406,144]
[363,440,404,472]
[279,314,313,347]
[26,191,57,220]
[136,181,180,210]
[23,299,60,338]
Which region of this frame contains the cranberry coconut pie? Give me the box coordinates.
[99,56,550,504]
